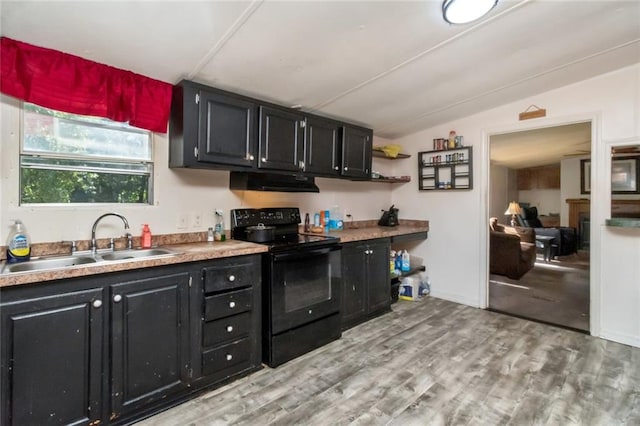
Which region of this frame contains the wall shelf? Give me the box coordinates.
[370,176,411,183]
[372,149,411,159]
[418,146,473,191]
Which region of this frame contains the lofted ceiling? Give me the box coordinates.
[1,1,639,154]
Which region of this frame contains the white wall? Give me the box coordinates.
[517,188,561,216]
[489,165,509,223]
[390,63,640,347]
[0,95,394,244]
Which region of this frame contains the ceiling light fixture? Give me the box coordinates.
[442,0,498,24]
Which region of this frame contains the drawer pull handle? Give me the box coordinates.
[226,325,233,332]
[229,301,236,308]
[228,275,235,282]
[226,354,233,361]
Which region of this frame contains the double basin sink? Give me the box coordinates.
[2,248,179,274]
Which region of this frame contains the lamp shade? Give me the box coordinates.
[504,201,522,216]
[442,0,498,24]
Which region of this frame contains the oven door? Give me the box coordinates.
[268,244,341,335]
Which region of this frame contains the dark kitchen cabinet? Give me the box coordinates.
[304,116,341,177]
[341,238,391,330]
[0,287,104,426]
[110,272,191,420]
[341,125,373,179]
[170,80,257,169]
[258,105,305,172]
[195,255,262,386]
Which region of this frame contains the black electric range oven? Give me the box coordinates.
[231,207,342,367]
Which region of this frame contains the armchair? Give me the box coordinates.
[517,206,577,258]
[489,218,537,280]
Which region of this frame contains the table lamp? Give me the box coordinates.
[504,201,522,227]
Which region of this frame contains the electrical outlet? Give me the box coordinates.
[177,213,188,229]
[191,212,202,228]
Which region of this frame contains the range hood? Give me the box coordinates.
[229,171,319,193]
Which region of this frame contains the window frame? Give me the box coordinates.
[19,103,155,206]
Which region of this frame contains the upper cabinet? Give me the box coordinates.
[341,125,373,179]
[517,164,560,190]
[169,79,372,180]
[258,106,304,172]
[170,80,257,169]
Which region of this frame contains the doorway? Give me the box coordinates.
[487,122,591,332]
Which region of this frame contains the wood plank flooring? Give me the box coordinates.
[137,297,640,426]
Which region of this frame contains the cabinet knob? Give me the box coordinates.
[92,300,102,308]
[308,309,313,314]
[334,166,339,171]
[299,161,305,169]
[226,325,234,333]
[113,294,122,303]
[261,157,267,163]
[228,275,236,282]
[229,301,236,308]
[344,167,348,171]
[226,354,233,361]
[247,154,255,161]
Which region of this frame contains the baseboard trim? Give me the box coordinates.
[600,329,640,348]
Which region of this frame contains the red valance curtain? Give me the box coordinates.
[0,37,172,133]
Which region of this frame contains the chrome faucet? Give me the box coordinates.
[91,213,131,253]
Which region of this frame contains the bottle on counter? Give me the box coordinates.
[304,213,311,232]
[314,212,321,227]
[141,224,152,249]
[6,219,31,264]
[401,250,411,272]
[207,227,214,242]
[214,209,226,241]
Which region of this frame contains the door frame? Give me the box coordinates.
[479,112,601,337]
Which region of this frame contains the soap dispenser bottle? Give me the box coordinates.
[141,224,152,249]
[6,220,31,263]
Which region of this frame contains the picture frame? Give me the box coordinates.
[581,157,640,194]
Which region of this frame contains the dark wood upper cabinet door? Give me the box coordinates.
[198,91,256,168]
[341,125,373,179]
[110,272,191,420]
[305,117,341,176]
[258,106,304,172]
[1,288,104,426]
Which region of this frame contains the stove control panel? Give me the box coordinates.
[231,208,301,227]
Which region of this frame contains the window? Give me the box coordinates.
[20,103,153,204]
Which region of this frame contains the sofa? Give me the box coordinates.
[517,206,577,258]
[489,218,537,280]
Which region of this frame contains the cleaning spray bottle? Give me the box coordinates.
[6,220,31,263]
[214,209,226,241]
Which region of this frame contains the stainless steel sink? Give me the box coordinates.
[3,255,99,274]
[98,248,177,261]
[2,248,179,274]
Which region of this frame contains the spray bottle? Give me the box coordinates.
[214,209,226,241]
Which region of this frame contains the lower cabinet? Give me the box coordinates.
[341,238,391,329]
[110,272,191,420]
[0,287,104,426]
[0,254,262,426]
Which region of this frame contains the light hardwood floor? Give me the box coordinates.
[138,297,640,425]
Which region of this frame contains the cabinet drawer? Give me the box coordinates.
[204,288,253,321]
[202,338,251,376]
[202,259,258,293]
[203,312,252,348]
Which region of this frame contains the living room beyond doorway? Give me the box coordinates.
[488,122,591,332]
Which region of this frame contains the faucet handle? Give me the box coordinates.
[62,240,77,254]
[109,238,115,251]
[126,233,133,250]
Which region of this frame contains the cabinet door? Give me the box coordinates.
[341,125,372,179]
[258,106,304,172]
[304,117,341,176]
[340,244,367,328]
[366,240,391,315]
[1,288,104,426]
[197,90,256,168]
[110,272,190,420]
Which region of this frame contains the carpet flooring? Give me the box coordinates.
[489,252,590,331]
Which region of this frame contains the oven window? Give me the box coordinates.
[282,255,332,312]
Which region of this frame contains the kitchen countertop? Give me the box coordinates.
[0,222,429,289]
